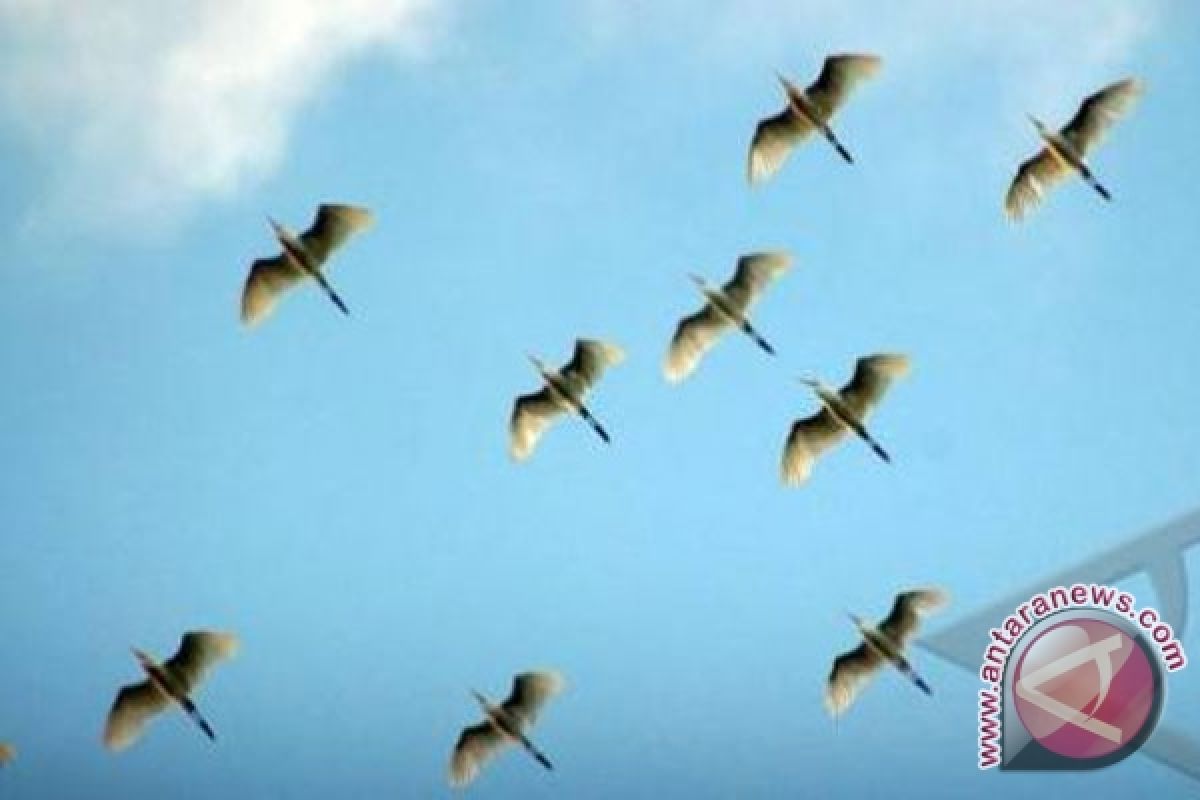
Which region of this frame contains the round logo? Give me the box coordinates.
[1012,617,1161,763]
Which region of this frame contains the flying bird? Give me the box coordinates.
[664,251,791,383]
[103,631,238,752]
[449,670,565,787]
[1005,78,1143,220]
[748,54,882,183]
[826,588,948,717]
[781,353,909,485]
[0,742,14,767]
[510,339,625,460]
[241,203,374,326]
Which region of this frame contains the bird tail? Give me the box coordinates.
[520,737,554,771]
[850,422,891,464]
[312,271,351,316]
[1079,166,1111,201]
[823,128,854,164]
[740,321,776,356]
[576,404,612,444]
[894,657,933,697]
[180,697,217,741]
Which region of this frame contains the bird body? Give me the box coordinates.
[0,742,14,767]
[103,631,238,752]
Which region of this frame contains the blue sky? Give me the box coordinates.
[1,1,1198,796]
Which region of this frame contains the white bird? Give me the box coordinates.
[510,339,625,461]
[826,588,948,717]
[1006,78,1143,221]
[103,631,238,752]
[748,54,882,183]
[241,203,374,326]
[449,671,565,787]
[663,251,792,383]
[0,742,14,767]
[781,353,909,485]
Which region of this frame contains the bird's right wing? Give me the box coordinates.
[664,305,731,383]
[103,680,170,752]
[721,251,792,312]
[1061,78,1142,157]
[748,109,813,185]
[559,339,625,397]
[0,742,15,766]
[781,408,848,486]
[837,353,910,421]
[878,588,949,648]
[449,722,509,787]
[825,642,884,717]
[1004,149,1070,222]
[299,204,374,265]
[804,54,882,121]
[509,388,565,461]
[163,631,239,695]
[501,671,565,731]
[241,254,306,327]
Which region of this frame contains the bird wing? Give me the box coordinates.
[837,353,910,421]
[1061,78,1142,157]
[781,408,848,486]
[501,670,565,731]
[240,254,306,327]
[824,642,884,717]
[747,109,812,185]
[449,722,509,787]
[162,631,239,695]
[103,680,170,752]
[722,251,791,312]
[298,204,374,265]
[664,305,731,383]
[0,742,14,765]
[1004,148,1071,221]
[509,388,565,461]
[559,339,625,396]
[804,54,882,121]
[878,588,948,648]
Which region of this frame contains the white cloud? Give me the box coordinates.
[0,0,448,233]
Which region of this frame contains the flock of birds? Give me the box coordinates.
[0,52,1144,788]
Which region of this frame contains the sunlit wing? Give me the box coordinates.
[501,671,565,731]
[825,642,884,717]
[559,339,625,397]
[448,722,509,787]
[805,54,882,121]
[240,255,306,327]
[722,251,792,311]
[664,305,730,383]
[103,680,170,752]
[509,388,565,461]
[163,631,239,694]
[1061,78,1142,157]
[299,204,375,265]
[837,353,910,420]
[1005,148,1072,221]
[781,408,848,486]
[748,110,813,185]
[878,588,949,648]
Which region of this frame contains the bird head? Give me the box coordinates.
[687,273,710,292]
[775,71,803,100]
[131,647,154,671]
[1026,114,1048,137]
[846,612,869,634]
[267,216,291,242]
[526,354,549,376]
[470,690,490,712]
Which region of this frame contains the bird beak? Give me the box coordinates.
[798,377,819,389]
[775,70,795,92]
[1025,113,1041,130]
[526,354,543,373]
[687,273,705,288]
[267,216,287,241]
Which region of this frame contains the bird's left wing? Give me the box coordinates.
[501,671,565,731]
[748,110,812,185]
[299,204,374,265]
[510,388,564,461]
[664,305,730,384]
[1061,78,1142,157]
[722,251,792,312]
[825,642,884,717]
[878,588,948,648]
[103,680,170,752]
[163,631,239,695]
[837,353,909,421]
[804,54,882,121]
[1004,149,1071,221]
[241,255,306,327]
[559,339,625,396]
[781,408,848,486]
[449,722,508,787]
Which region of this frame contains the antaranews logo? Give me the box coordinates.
[977,583,1187,771]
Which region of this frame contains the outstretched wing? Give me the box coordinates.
[837,353,909,420]
[1005,149,1071,221]
[781,409,848,486]
[559,339,625,397]
[163,631,239,695]
[509,388,564,461]
[501,671,565,731]
[805,54,882,121]
[448,722,509,787]
[825,643,884,717]
[878,588,948,648]
[1061,78,1142,157]
[722,251,792,312]
[748,110,812,185]
[299,204,374,265]
[664,305,731,383]
[103,680,170,752]
[240,254,306,327]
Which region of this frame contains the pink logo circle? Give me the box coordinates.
[1012,618,1157,760]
